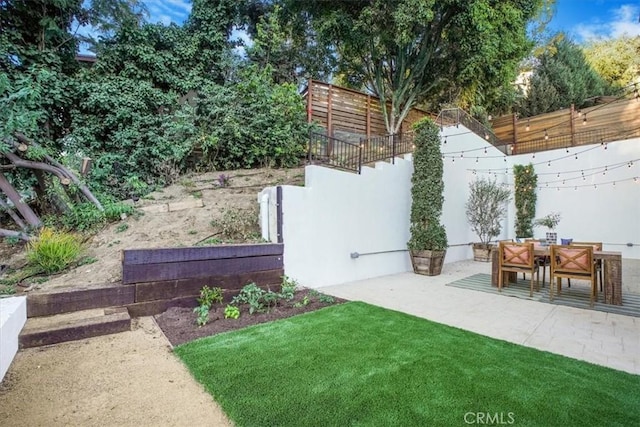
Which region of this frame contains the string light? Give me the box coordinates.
[544,129,549,140]
[525,120,530,131]
[583,115,587,125]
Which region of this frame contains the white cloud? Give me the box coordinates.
[575,4,640,41]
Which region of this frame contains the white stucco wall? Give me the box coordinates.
[0,296,27,382]
[506,137,640,258]
[261,127,640,287]
[275,159,414,287]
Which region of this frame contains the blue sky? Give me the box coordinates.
[144,0,640,42]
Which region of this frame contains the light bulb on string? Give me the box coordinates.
[484,147,487,155]
[575,154,578,160]
[583,115,587,125]
[475,157,478,163]
[566,147,569,153]
[544,129,548,140]
[460,151,464,158]
[525,120,530,131]
[557,173,560,178]
[444,137,447,144]
[547,161,551,167]
[613,181,616,187]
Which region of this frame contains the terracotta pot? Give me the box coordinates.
[410,250,446,276]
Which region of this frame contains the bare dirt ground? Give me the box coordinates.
[0,317,233,427]
[1,166,305,291]
[0,166,306,427]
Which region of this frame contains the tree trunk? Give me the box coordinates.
[0,228,31,242]
[0,198,27,230]
[13,134,104,211]
[0,172,42,228]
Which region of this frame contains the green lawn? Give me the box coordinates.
[175,302,640,426]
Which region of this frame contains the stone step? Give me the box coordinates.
[19,307,131,349]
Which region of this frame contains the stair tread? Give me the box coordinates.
[21,308,129,334]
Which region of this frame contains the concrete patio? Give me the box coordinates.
[319,258,640,375]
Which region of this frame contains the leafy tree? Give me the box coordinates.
[583,35,640,89]
[0,0,151,238]
[518,34,616,117]
[280,0,545,134]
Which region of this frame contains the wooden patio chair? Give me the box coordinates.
[523,239,549,286]
[569,241,603,291]
[498,241,539,297]
[549,245,597,307]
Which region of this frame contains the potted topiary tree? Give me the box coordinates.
[465,178,511,262]
[407,117,448,276]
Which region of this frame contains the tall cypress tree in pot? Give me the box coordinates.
[407,118,448,276]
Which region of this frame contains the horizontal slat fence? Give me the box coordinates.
[304,80,433,138]
[121,243,284,316]
[491,97,640,154]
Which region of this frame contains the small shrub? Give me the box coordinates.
[293,295,310,308]
[280,275,298,300]
[224,305,240,319]
[232,283,266,314]
[77,256,98,266]
[217,173,231,187]
[3,236,21,245]
[193,304,210,327]
[115,223,129,233]
[26,228,82,274]
[198,286,223,307]
[211,205,261,241]
[318,294,335,304]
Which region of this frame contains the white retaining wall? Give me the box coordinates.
[261,128,640,287]
[0,296,27,382]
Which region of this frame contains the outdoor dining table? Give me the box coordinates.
[490,247,623,305]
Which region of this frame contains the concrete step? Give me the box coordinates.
[19,307,131,348]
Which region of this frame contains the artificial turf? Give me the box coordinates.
[175,302,640,426]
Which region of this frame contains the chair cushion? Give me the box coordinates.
[561,238,573,245]
[557,248,589,271]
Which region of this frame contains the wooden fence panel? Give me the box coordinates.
[492,98,640,153]
[304,80,432,138]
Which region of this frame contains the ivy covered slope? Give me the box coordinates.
[0,0,309,239]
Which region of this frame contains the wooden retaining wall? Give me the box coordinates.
[27,243,284,318]
[303,80,433,139]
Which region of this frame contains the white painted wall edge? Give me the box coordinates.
[0,296,27,382]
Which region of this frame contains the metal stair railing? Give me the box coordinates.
[436,108,509,154]
[308,130,416,174]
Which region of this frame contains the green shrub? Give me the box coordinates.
[232,283,267,314]
[280,275,298,300]
[193,305,210,327]
[224,305,240,319]
[26,228,82,274]
[197,286,223,307]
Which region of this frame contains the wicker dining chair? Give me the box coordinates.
[549,245,597,307]
[498,241,539,297]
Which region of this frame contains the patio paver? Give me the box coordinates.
[318,259,640,375]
